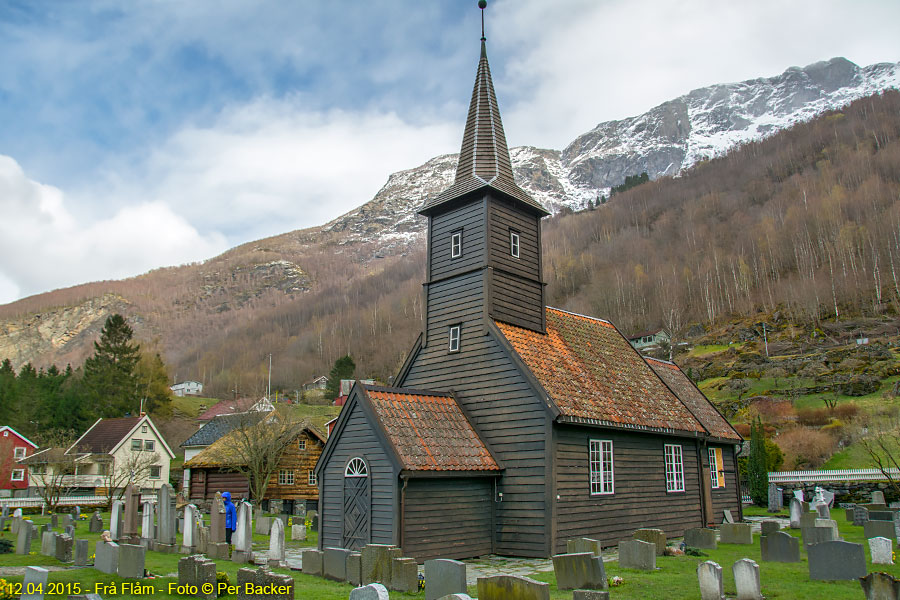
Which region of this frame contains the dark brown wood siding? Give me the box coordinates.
[189,469,249,502]
[553,425,703,554]
[402,270,550,557]
[401,477,494,562]
[487,198,540,281]
[319,401,397,550]
[264,431,323,501]
[429,199,486,281]
[489,270,543,332]
[703,444,742,524]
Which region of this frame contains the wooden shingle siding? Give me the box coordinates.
[553,425,703,554]
[264,431,322,501]
[704,444,742,524]
[429,200,486,281]
[488,198,540,281]
[490,270,543,332]
[401,478,493,562]
[319,403,397,550]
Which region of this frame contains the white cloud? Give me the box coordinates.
[0,155,227,304]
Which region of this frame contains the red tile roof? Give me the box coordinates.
[646,358,742,442]
[70,417,141,454]
[362,386,500,472]
[197,397,259,420]
[495,308,706,434]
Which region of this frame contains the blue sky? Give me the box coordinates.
[1,0,899,304]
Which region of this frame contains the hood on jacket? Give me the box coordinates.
[222,492,231,502]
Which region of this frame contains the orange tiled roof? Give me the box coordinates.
[495,308,706,434]
[646,358,742,442]
[363,386,500,472]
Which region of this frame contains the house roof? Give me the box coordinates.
[184,422,325,469]
[494,308,706,435]
[419,41,548,217]
[0,426,38,448]
[197,397,271,420]
[68,417,142,454]
[181,413,264,448]
[19,447,67,465]
[627,328,668,341]
[646,358,742,442]
[361,385,500,473]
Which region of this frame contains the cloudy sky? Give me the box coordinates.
[2,0,899,305]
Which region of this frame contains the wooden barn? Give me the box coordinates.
[315,34,742,561]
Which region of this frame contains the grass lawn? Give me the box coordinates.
[170,396,220,418]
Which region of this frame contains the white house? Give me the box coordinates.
[171,380,203,397]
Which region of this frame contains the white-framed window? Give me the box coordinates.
[345,457,368,478]
[665,444,685,492]
[298,439,307,451]
[13,447,26,460]
[29,465,45,475]
[308,470,317,486]
[510,230,520,258]
[449,325,461,353]
[144,440,155,452]
[709,447,725,489]
[131,439,142,451]
[142,425,148,433]
[589,439,614,495]
[451,230,462,258]
[149,465,161,480]
[279,470,294,485]
[11,469,24,481]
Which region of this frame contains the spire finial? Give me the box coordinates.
[478,0,487,41]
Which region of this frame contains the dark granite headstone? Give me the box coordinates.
[760,531,800,563]
[552,552,608,590]
[807,540,866,581]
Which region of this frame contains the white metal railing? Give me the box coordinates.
[768,468,900,483]
[0,494,157,509]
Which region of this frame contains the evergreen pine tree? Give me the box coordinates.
[325,355,356,400]
[748,417,769,506]
[83,314,141,417]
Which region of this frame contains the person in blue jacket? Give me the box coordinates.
[222,491,237,545]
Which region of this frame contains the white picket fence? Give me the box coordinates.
[768,468,900,484]
[0,494,156,510]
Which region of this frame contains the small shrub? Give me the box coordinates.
[776,428,836,469]
[832,403,859,420]
[216,572,230,596]
[797,407,830,427]
[734,423,752,437]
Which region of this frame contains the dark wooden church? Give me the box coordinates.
[315,31,742,562]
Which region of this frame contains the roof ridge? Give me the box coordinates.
[545,306,614,326]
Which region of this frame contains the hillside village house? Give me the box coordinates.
[303,375,328,391]
[170,380,204,397]
[0,426,37,496]
[197,396,274,421]
[627,328,671,351]
[315,35,742,561]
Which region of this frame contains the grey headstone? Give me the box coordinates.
[348,584,390,600]
[306,510,318,532]
[40,531,55,556]
[865,519,897,541]
[572,592,610,600]
[760,520,780,536]
[182,504,199,553]
[232,501,253,563]
[255,516,271,536]
[697,561,724,600]
[552,552,607,590]
[633,528,666,555]
[360,544,401,585]
[89,512,103,533]
[425,559,466,600]
[55,533,73,562]
[16,521,33,554]
[64,525,74,538]
[110,500,124,541]
[873,491,887,505]
[684,527,717,549]
[13,508,22,518]
[789,498,802,528]
[347,552,362,587]
[94,541,120,575]
[618,540,656,570]
[323,547,351,581]
[476,574,551,600]
[178,555,217,600]
[767,482,783,512]
[844,506,856,521]
[74,539,89,566]
[807,540,866,581]
[50,514,58,529]
[855,505,871,526]
[390,557,418,593]
[117,543,146,578]
[861,572,900,600]
[723,510,734,524]
[291,524,306,541]
[793,490,804,501]
[141,502,154,540]
[733,558,763,600]
[156,483,177,551]
[870,536,894,565]
[869,511,897,522]
[197,526,209,554]
[236,566,293,600]
[1,505,7,519]
[566,537,602,556]
[801,524,836,547]
[10,516,19,535]
[267,517,285,567]
[719,523,753,544]
[301,549,323,576]
[210,492,226,544]
[22,566,49,600]
[62,514,73,528]
[760,530,800,562]
[40,524,50,536]
[814,502,830,519]
[799,512,818,529]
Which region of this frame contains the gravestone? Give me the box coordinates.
[723,510,734,524]
[301,549,324,576]
[73,505,80,518]
[74,539,89,566]
[807,540,866,581]
[268,517,285,568]
[552,552,607,590]
[390,557,418,593]
[793,490,804,501]
[232,501,253,563]
[62,514,73,528]
[566,537,602,556]
[141,501,154,542]
[182,504,199,554]
[789,498,802,529]
[869,511,897,522]
[207,492,228,559]
[425,559,466,600]
[13,508,22,518]
[814,502,830,519]
[801,524,836,547]
[815,518,840,540]
[720,523,752,544]
[236,566,294,600]
[799,512,818,529]
[767,482,783,512]
[844,507,856,522]
[760,531,800,563]
[361,544,401,585]
[860,572,900,600]
[571,592,609,600]
[40,531,55,556]
[122,483,141,543]
[94,541,119,575]
[870,536,894,565]
[117,543,146,579]
[684,528,717,549]
[15,521,33,555]
[873,491,887,505]
[760,520,780,536]
[22,566,49,600]
[50,514,58,529]
[347,552,362,586]
[155,483,177,553]
[40,524,49,536]
[349,584,390,600]
[64,525,74,538]
[633,529,666,556]
[865,519,897,542]
[89,512,103,533]
[255,516,271,536]
[323,547,351,581]
[819,488,835,507]
[110,500,124,541]
[733,558,763,600]
[306,510,318,532]
[1,505,7,519]
[697,561,725,600]
[617,540,656,570]
[10,516,20,535]
[55,533,73,562]
[855,505,871,527]
[178,555,218,600]
[291,524,306,541]
[477,574,551,600]
[197,526,209,555]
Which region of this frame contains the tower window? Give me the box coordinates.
[449,325,461,353]
[451,230,462,258]
[510,230,520,258]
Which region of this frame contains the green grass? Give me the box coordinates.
[688,343,741,358]
[171,396,220,418]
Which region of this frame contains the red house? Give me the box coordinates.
[0,426,37,494]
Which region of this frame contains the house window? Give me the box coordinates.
[449,325,461,353]
[11,469,24,481]
[131,439,142,451]
[98,463,110,476]
[142,425,148,433]
[279,470,294,485]
[709,447,725,489]
[13,447,26,460]
[510,230,520,258]
[149,466,161,480]
[345,457,368,477]
[451,230,462,258]
[589,440,614,495]
[144,440,155,452]
[665,444,685,492]
[29,465,45,475]
[298,439,307,451]
[308,470,317,486]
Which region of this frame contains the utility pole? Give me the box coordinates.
[267,354,272,400]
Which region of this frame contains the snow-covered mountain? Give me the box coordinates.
[324,57,900,247]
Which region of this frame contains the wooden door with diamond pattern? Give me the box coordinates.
[342,474,371,549]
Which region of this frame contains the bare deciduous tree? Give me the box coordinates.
[24,448,77,513]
